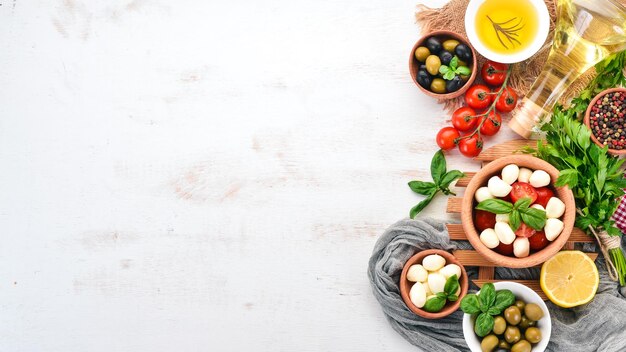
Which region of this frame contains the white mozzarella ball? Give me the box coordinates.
[501,164,520,185]
[480,228,500,249]
[488,176,513,197]
[427,273,447,294]
[530,204,545,211]
[545,218,564,241]
[439,264,462,279]
[406,264,428,283]
[518,168,533,183]
[422,254,446,272]
[545,197,566,218]
[513,237,530,258]
[495,213,509,223]
[475,187,495,203]
[409,282,427,308]
[423,281,433,296]
[494,222,516,245]
[529,170,551,188]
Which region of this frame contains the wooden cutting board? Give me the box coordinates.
[447,139,597,300]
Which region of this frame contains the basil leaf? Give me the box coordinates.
[474,312,495,337]
[443,274,459,296]
[443,71,456,80]
[478,283,496,312]
[408,181,437,195]
[492,289,516,313]
[448,294,459,302]
[475,199,513,214]
[439,65,451,75]
[509,210,521,231]
[456,66,471,76]
[520,208,547,230]
[436,292,447,299]
[514,197,532,211]
[460,294,480,314]
[439,170,465,190]
[487,306,501,315]
[409,192,436,219]
[449,56,459,70]
[424,296,447,313]
[430,150,446,185]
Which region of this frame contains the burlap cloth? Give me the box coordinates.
[415,0,595,113]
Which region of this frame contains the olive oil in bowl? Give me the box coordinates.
[474,0,540,55]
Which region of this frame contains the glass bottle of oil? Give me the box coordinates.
[509,0,626,139]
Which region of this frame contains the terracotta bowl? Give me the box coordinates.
[409,30,478,99]
[583,87,626,155]
[399,249,469,319]
[461,155,576,268]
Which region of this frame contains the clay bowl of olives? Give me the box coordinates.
[462,282,551,352]
[409,30,477,99]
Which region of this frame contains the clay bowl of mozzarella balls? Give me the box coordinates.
[400,249,469,319]
[461,155,576,268]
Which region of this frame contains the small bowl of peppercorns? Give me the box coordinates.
[585,87,626,155]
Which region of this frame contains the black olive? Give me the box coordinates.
[425,37,442,55]
[446,75,464,92]
[416,68,432,89]
[454,44,472,63]
[439,50,453,66]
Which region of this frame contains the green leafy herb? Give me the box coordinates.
[529,106,626,284]
[423,274,460,313]
[408,150,465,218]
[439,56,471,81]
[461,284,515,337]
[475,197,546,231]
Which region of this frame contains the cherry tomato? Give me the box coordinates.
[494,241,514,256]
[495,87,518,113]
[510,182,538,204]
[436,127,460,150]
[458,134,483,157]
[481,61,508,86]
[475,210,496,231]
[534,187,555,208]
[529,231,549,251]
[500,194,512,203]
[451,107,478,132]
[479,111,501,136]
[515,222,537,238]
[465,85,493,110]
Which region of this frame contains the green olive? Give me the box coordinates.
[442,39,460,52]
[460,74,470,82]
[504,306,521,326]
[480,334,499,352]
[430,78,446,94]
[498,339,511,349]
[524,303,544,321]
[511,340,532,352]
[519,315,536,329]
[425,55,441,76]
[458,59,468,67]
[492,316,506,335]
[415,46,430,62]
[514,300,526,311]
[504,326,521,344]
[525,327,542,344]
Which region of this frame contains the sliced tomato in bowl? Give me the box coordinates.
[475,210,496,231]
[510,182,538,204]
[515,222,537,238]
[529,231,549,251]
[534,187,555,208]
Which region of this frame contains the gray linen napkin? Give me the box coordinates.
[367,218,626,352]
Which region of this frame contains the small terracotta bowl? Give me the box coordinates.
[461,155,576,268]
[409,30,478,99]
[399,249,469,319]
[584,87,626,155]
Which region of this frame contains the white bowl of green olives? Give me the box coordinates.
[409,30,477,99]
[462,282,551,352]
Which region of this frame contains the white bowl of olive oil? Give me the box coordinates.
[465,0,550,63]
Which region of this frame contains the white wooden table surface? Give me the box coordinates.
[0,0,519,350]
